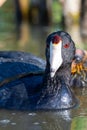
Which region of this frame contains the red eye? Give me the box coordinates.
[64,43,70,48]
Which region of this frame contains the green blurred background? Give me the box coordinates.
[0,0,87,58]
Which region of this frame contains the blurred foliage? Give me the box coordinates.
[52,0,62,24]
[0,0,16,50]
[0,0,86,54]
[0,0,62,32]
[0,0,14,32]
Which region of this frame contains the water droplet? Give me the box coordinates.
[42,121,46,124]
[28,113,36,116]
[11,122,16,125]
[33,122,39,125]
[0,119,10,124]
[12,113,16,115]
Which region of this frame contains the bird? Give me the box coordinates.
[0,31,78,110]
[71,49,87,87]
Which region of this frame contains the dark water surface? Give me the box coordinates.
[0,2,87,130]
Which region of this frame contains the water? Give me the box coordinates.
[0,1,87,130]
[0,109,71,130]
[0,88,87,130]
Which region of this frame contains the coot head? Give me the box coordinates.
[74,49,85,63]
[45,31,75,77]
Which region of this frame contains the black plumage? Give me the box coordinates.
[0,31,78,110]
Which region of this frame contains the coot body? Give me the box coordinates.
[0,31,78,110]
[0,51,45,110]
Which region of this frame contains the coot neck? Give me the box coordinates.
[43,63,71,94]
[36,62,77,110]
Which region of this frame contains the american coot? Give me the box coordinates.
[71,49,87,87]
[0,31,78,110]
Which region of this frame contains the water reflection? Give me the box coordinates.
[0,25,52,59]
[72,87,87,117]
[0,109,72,130]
